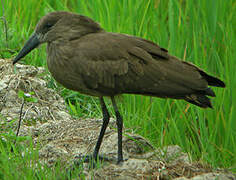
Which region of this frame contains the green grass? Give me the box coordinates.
[1,0,236,179]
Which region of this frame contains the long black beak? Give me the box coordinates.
[13,33,40,65]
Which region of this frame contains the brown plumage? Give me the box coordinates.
[13,11,225,164]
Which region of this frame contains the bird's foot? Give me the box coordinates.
[80,154,113,162]
[74,154,115,168]
[116,157,128,165]
[117,158,124,165]
[73,154,128,168]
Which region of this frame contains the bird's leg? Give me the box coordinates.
[92,97,110,159]
[76,97,115,167]
[111,96,124,164]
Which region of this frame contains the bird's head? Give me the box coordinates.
[13,11,102,64]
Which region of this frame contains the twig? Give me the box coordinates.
[14,99,25,145]
[22,104,33,120]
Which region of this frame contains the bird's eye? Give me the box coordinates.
[41,21,57,34]
[45,23,53,29]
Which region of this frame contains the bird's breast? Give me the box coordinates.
[46,43,103,96]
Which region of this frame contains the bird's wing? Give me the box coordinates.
[67,32,209,97]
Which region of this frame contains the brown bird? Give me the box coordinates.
[13,11,225,164]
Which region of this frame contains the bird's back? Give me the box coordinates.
[46,31,224,108]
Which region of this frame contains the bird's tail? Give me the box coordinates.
[183,71,225,108]
[198,70,226,88]
[184,94,213,108]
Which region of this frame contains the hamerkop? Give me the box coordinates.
[13,11,225,164]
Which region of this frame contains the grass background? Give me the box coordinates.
[0,0,235,179]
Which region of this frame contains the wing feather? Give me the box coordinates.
[66,32,213,97]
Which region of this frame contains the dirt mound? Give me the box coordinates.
[0,59,234,179]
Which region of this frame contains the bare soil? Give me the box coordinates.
[0,59,234,179]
